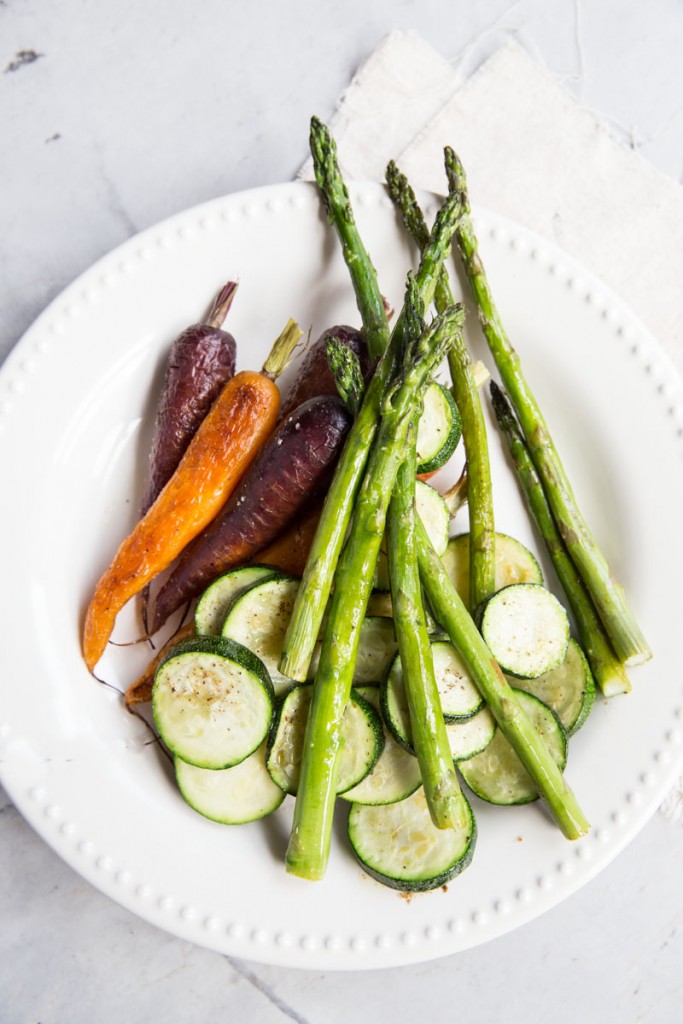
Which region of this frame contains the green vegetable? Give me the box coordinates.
[285,296,466,880]
[310,116,389,362]
[152,635,274,770]
[445,147,650,669]
[489,380,631,696]
[416,520,590,840]
[279,187,463,682]
[386,423,470,830]
[348,786,477,893]
[386,158,496,612]
[459,689,567,806]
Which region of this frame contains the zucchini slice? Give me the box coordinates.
[445,707,496,762]
[374,481,450,590]
[194,564,278,635]
[174,741,285,824]
[266,685,383,795]
[441,533,543,610]
[416,381,462,475]
[479,583,570,678]
[382,641,485,751]
[221,574,303,692]
[458,689,567,805]
[348,786,477,892]
[355,616,398,684]
[152,635,274,770]
[513,637,595,735]
[340,686,422,805]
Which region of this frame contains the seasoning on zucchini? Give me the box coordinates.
[479,583,570,678]
[194,564,278,635]
[266,685,383,795]
[348,786,477,892]
[512,637,595,735]
[458,689,567,805]
[152,635,274,770]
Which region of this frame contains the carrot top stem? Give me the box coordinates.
[205,280,239,329]
[262,318,303,380]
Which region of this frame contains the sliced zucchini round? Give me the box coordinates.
[441,533,543,610]
[416,381,462,475]
[221,574,302,692]
[415,479,450,556]
[194,564,278,635]
[340,686,422,805]
[382,641,485,751]
[479,583,570,678]
[512,637,595,735]
[354,616,398,684]
[266,685,383,795]
[445,707,496,762]
[174,741,285,824]
[458,689,567,805]
[374,480,450,591]
[348,786,477,892]
[152,635,274,770]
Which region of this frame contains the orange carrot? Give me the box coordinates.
[255,499,323,577]
[82,320,301,672]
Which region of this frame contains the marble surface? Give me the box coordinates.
[2,1,683,1021]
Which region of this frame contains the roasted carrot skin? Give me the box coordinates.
[82,371,279,672]
[149,395,353,633]
[278,325,368,420]
[141,324,236,516]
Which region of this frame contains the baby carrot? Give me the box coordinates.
[82,320,301,672]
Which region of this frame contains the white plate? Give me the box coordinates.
[0,181,681,970]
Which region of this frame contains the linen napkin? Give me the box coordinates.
[300,31,683,823]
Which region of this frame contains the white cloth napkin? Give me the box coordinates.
[301,31,683,823]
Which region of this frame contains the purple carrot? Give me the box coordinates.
[141,281,238,515]
[139,281,238,629]
[148,394,353,634]
[278,325,369,420]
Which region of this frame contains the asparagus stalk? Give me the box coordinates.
[386,160,496,610]
[325,335,365,416]
[489,381,631,697]
[310,116,389,362]
[279,190,463,681]
[444,147,651,668]
[387,420,469,830]
[416,519,590,840]
[286,299,466,881]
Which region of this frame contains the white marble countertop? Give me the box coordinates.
[2,1,682,1020]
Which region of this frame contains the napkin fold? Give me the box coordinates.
[301,30,683,821]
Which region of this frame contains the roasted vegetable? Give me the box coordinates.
[140,281,238,517]
[82,322,300,672]
[148,394,353,633]
[278,324,369,420]
[139,281,238,628]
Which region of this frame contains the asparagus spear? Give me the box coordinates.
[444,147,651,668]
[279,189,463,681]
[310,116,389,362]
[386,160,496,610]
[387,420,470,830]
[416,519,590,840]
[489,381,631,697]
[325,335,365,416]
[285,299,466,881]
